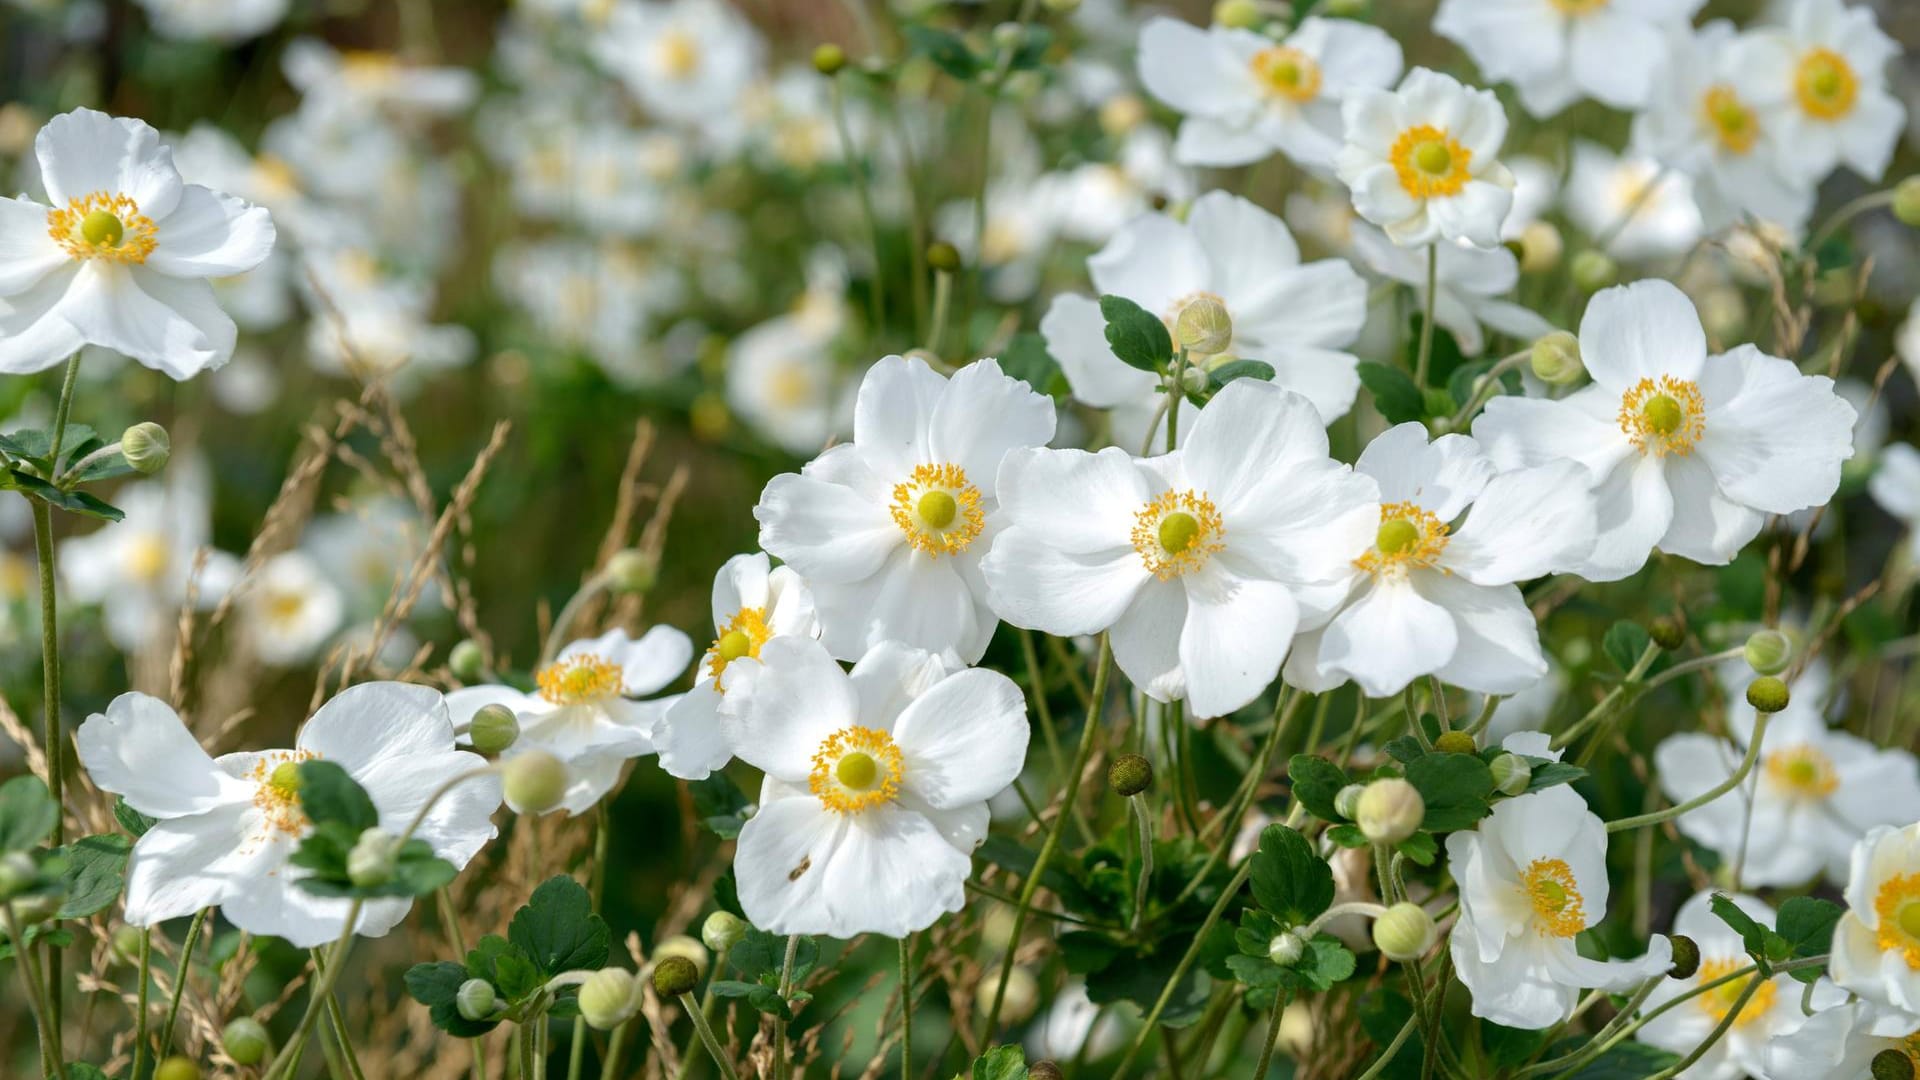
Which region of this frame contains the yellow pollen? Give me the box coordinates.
[1389,125,1473,199]
[1702,86,1760,155]
[1354,502,1449,578]
[1695,957,1778,1026]
[706,606,771,689]
[1132,490,1224,579]
[767,364,813,408]
[1618,376,1705,456]
[249,751,318,836]
[535,653,626,705]
[1764,744,1839,799]
[809,726,903,814]
[1521,858,1586,938]
[124,533,171,583]
[656,31,701,79]
[890,463,986,557]
[1795,48,1858,121]
[1250,46,1321,103]
[1548,0,1608,12]
[266,591,306,624]
[48,192,158,264]
[1875,874,1920,969]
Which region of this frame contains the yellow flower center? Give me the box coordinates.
[1764,744,1839,799]
[340,51,399,86]
[1874,874,1920,970]
[767,363,815,408]
[1548,0,1608,13]
[48,192,158,264]
[1701,86,1760,155]
[1521,858,1586,938]
[706,606,771,690]
[890,463,986,557]
[1695,957,1778,1026]
[1354,502,1449,579]
[249,750,319,837]
[124,532,171,583]
[1618,376,1705,456]
[1132,490,1225,580]
[1390,125,1472,199]
[1795,48,1858,121]
[1250,46,1321,103]
[655,30,701,79]
[535,653,626,705]
[809,726,903,814]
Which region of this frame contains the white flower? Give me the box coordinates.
[1763,0,1906,185]
[133,0,289,44]
[445,626,693,815]
[1654,661,1920,887]
[1050,125,1196,246]
[1349,223,1553,356]
[1434,0,1701,118]
[1638,891,1845,1079]
[0,109,275,376]
[75,684,501,948]
[1335,68,1516,249]
[1833,823,1920,1015]
[726,638,1027,938]
[982,380,1377,718]
[753,356,1055,665]
[1763,998,1920,1079]
[1448,754,1673,1030]
[1136,15,1402,169]
[241,550,346,667]
[591,0,763,128]
[302,495,436,618]
[1284,424,1594,698]
[283,39,479,121]
[1563,141,1703,261]
[1041,190,1370,441]
[492,240,684,388]
[1630,22,1814,235]
[654,553,818,781]
[1869,442,1920,558]
[1474,280,1856,581]
[726,265,849,455]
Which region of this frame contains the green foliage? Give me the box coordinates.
[998,333,1065,396]
[0,776,58,852]
[56,834,130,919]
[960,1045,1029,1080]
[1357,361,1424,423]
[1404,751,1495,833]
[1247,824,1332,926]
[690,772,753,839]
[1602,620,1653,673]
[288,763,455,899]
[1286,754,1349,822]
[712,928,818,1021]
[407,874,612,1036]
[1207,359,1275,388]
[1098,294,1173,373]
[511,875,613,975]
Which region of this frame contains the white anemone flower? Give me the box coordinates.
[981,380,1377,719]
[726,638,1027,938]
[654,553,819,781]
[753,356,1056,665]
[591,0,763,128]
[1433,0,1703,118]
[1349,223,1553,357]
[1832,824,1920,1015]
[1638,891,1845,1079]
[726,266,850,456]
[1136,15,1403,169]
[283,39,479,120]
[1762,0,1905,185]
[1448,738,1674,1030]
[1563,141,1703,262]
[75,684,501,948]
[0,108,275,376]
[1335,68,1516,249]
[1041,190,1370,441]
[1283,424,1594,698]
[1474,280,1855,581]
[445,626,693,815]
[240,550,346,667]
[133,0,289,42]
[1869,442,1920,558]
[1764,998,1920,1079]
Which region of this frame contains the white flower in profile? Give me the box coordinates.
[1630,22,1814,234]
[1474,280,1856,581]
[753,356,1055,665]
[726,262,849,455]
[134,0,289,44]
[1349,223,1553,356]
[1448,737,1673,1030]
[1762,0,1905,185]
[1869,443,1920,558]
[1136,15,1402,169]
[654,553,818,781]
[982,380,1377,719]
[1041,191,1370,441]
[445,626,693,815]
[1433,0,1702,118]
[283,39,479,120]
[1832,823,1920,1015]
[591,0,763,128]
[1638,891,1845,1079]
[1335,68,1516,249]
[1561,142,1703,262]
[240,550,346,667]
[1764,998,1920,1079]
[727,638,1027,938]
[0,108,276,376]
[75,684,501,948]
[1283,424,1594,698]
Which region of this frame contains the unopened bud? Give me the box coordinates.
[449,639,487,682]
[1372,902,1437,961]
[0,852,36,900]
[1109,753,1153,797]
[110,924,145,966]
[122,422,170,474]
[1743,629,1792,676]
[1874,1048,1917,1080]
[1530,331,1583,385]
[1746,676,1790,714]
[1893,177,1920,229]
[1333,783,1366,820]
[1489,753,1532,797]
[1570,250,1618,292]
[606,549,655,594]
[1174,295,1232,355]
[1041,0,1079,13]
[222,1017,271,1066]
[812,43,846,76]
[346,827,400,888]
[651,955,701,998]
[1029,1063,1065,1080]
[1177,364,1211,394]
[1355,778,1424,845]
[1667,934,1700,980]
[156,1058,200,1080]
[580,968,639,1030]
[502,750,570,814]
[702,910,747,953]
[470,704,520,756]
[1433,731,1475,755]
[654,934,708,979]
[1212,0,1259,28]
[974,965,1039,1023]
[1518,221,1563,274]
[456,978,499,1021]
[927,241,961,273]
[1650,616,1686,650]
[1267,930,1306,966]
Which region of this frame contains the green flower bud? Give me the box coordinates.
[1174,294,1233,355]
[1570,250,1618,292]
[1746,676,1790,714]
[974,965,1039,1024]
[456,978,499,1022]
[1267,930,1306,967]
[1333,783,1366,820]
[469,704,520,756]
[1893,177,1920,229]
[1529,331,1583,386]
[651,954,701,998]
[606,549,656,594]
[654,934,708,979]
[155,1057,200,1080]
[1109,753,1153,797]
[1372,902,1437,962]
[1489,753,1532,797]
[702,910,747,953]
[346,827,400,889]
[449,639,487,682]
[1212,0,1260,28]
[1029,1063,1065,1080]
[579,968,639,1030]
[1433,731,1476,755]
[1666,934,1700,980]
[812,43,847,76]
[1743,628,1792,676]
[1517,221,1563,275]
[110,924,145,966]
[222,1017,271,1066]
[0,851,37,901]
[1177,364,1211,395]
[927,241,961,273]
[1650,616,1686,651]
[1355,778,1424,845]
[502,750,570,814]
[1873,1047,1917,1080]
[122,421,171,475]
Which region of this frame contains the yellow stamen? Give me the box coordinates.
[1389,125,1473,199]
[809,726,903,814]
[1250,46,1322,103]
[1764,744,1839,799]
[890,463,986,557]
[1695,957,1778,1025]
[1874,874,1920,970]
[535,653,626,705]
[124,532,171,583]
[249,751,319,837]
[1795,48,1858,121]
[1354,502,1450,578]
[47,192,158,264]
[1618,376,1705,456]
[656,31,701,79]
[1548,0,1608,12]
[1521,858,1586,938]
[706,607,772,689]
[1701,86,1760,155]
[1131,490,1225,580]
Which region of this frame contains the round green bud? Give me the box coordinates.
[654,934,709,978]
[470,704,520,756]
[1109,753,1154,797]
[702,910,748,953]
[1333,783,1367,820]
[1029,1063,1065,1080]
[222,1017,271,1066]
[121,422,171,475]
[1212,0,1260,27]
[1267,930,1306,967]
[652,954,701,998]
[1650,616,1686,651]
[1746,676,1790,714]
[606,549,656,594]
[110,924,145,966]
[1529,331,1584,386]
[1518,221,1563,275]
[1355,778,1424,845]
[1174,294,1232,355]
[1433,731,1476,755]
[346,827,399,889]
[1489,753,1532,797]
[1570,250,1618,292]
[812,43,847,76]
[449,639,487,682]
[1744,628,1792,676]
[1176,364,1211,395]
[0,851,36,901]
[1892,177,1920,229]
[1666,934,1700,980]
[1372,902,1437,961]
[155,1057,200,1080]
[927,241,962,273]
[456,978,499,1022]
[1873,1048,1917,1080]
[580,968,640,1030]
[502,750,570,814]
[974,965,1039,1024]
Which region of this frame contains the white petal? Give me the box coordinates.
[755,466,899,585]
[121,805,270,927]
[893,668,1029,808]
[1422,574,1547,695]
[981,527,1148,636]
[927,359,1056,498]
[1473,387,1629,477]
[1869,443,1920,522]
[62,263,236,378]
[0,196,67,296]
[737,794,971,939]
[1577,453,1672,582]
[1187,191,1301,286]
[1259,344,1363,424]
[1569,12,1665,110]
[655,684,735,781]
[76,692,250,818]
[1426,180,1513,250]
[0,264,87,374]
[1229,258,1367,351]
[995,446,1149,554]
[1172,116,1273,169]
[1577,280,1706,393]
[1040,293,1159,411]
[1356,424,1492,520]
[1221,458,1378,586]
[1110,576,1189,704]
[1178,566,1297,718]
[1087,210,1209,314]
[357,748,500,866]
[1181,380,1332,513]
[1656,452,1764,565]
[1697,345,1855,514]
[1318,577,1457,697]
[723,636,859,782]
[1137,19,1250,117]
[1444,460,1596,585]
[601,625,694,695]
[851,354,946,480]
[296,682,456,775]
[36,108,183,218]
[149,184,275,279]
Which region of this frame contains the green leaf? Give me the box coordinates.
[510,875,611,976]
[1396,831,1438,866]
[1357,361,1424,423]
[1248,825,1334,926]
[1707,892,1783,972]
[296,760,378,832]
[997,333,1063,395]
[1276,934,1356,993]
[467,935,542,1001]
[1405,752,1495,833]
[0,776,59,852]
[729,928,817,984]
[1404,315,1467,387]
[0,428,55,468]
[113,798,156,838]
[1482,1022,1549,1068]
[1356,989,1423,1080]
[6,470,123,521]
[1522,760,1588,794]
[1602,621,1652,674]
[999,25,1053,71]
[1098,294,1174,373]
[406,960,500,1037]
[690,772,753,840]
[55,1066,110,1080]
[970,1045,1030,1080]
[1233,908,1284,958]
[1776,895,1843,981]
[1560,1040,1680,1078]
[1286,755,1350,822]
[904,26,982,80]
[1326,824,1370,848]
[1207,359,1275,388]
[57,834,131,919]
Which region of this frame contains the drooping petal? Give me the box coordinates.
[61,263,237,377]
[148,185,275,278]
[1577,453,1673,583]
[76,692,250,818]
[737,794,972,938]
[0,264,87,374]
[893,668,1029,809]
[654,683,734,781]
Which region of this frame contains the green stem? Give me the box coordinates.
[679,991,740,1080]
[1606,710,1769,833]
[5,907,66,1080]
[925,269,953,357]
[1550,640,1661,751]
[261,899,366,1080]
[898,935,913,1080]
[1645,974,1763,1080]
[1353,1016,1418,1080]
[541,573,610,664]
[1414,245,1438,387]
[832,75,887,340]
[1165,348,1187,452]
[1111,857,1253,1079]
[132,928,152,1080]
[158,907,210,1056]
[1129,794,1154,931]
[1807,187,1898,252]
[774,932,800,1080]
[598,1022,629,1080]
[1250,990,1287,1079]
[566,1017,586,1080]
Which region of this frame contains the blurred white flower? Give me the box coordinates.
[302,248,474,393]
[726,268,849,455]
[1350,222,1553,356]
[283,40,479,121]
[241,550,346,667]
[494,239,685,387]
[1434,0,1702,117]
[1870,442,1920,558]
[592,0,763,128]
[133,0,288,43]
[1762,0,1906,185]
[1336,68,1516,249]
[1562,141,1702,261]
[1764,998,1920,1078]
[1050,125,1195,246]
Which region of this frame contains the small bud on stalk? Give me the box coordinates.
[346,827,401,888]
[1174,294,1232,355]
[110,924,145,966]
[812,44,847,76]
[469,704,520,756]
[651,955,701,998]
[1666,935,1701,980]
[580,968,640,1030]
[1373,902,1438,962]
[449,639,487,682]
[606,549,656,594]
[1650,616,1686,650]
[122,421,170,474]
[1490,753,1532,797]
[1873,1048,1917,1080]
[1334,783,1366,820]
[1212,0,1260,28]
[1355,778,1424,845]
[222,1017,271,1066]
[1267,930,1306,966]
[1529,331,1583,386]
[1893,177,1920,228]
[654,934,709,978]
[702,910,747,953]
[156,1058,199,1080]
[456,979,500,1022]
[1434,731,1475,755]
[1746,676,1790,714]
[1744,628,1792,675]
[927,241,961,273]
[1570,249,1618,292]
[502,750,570,814]
[1109,753,1153,797]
